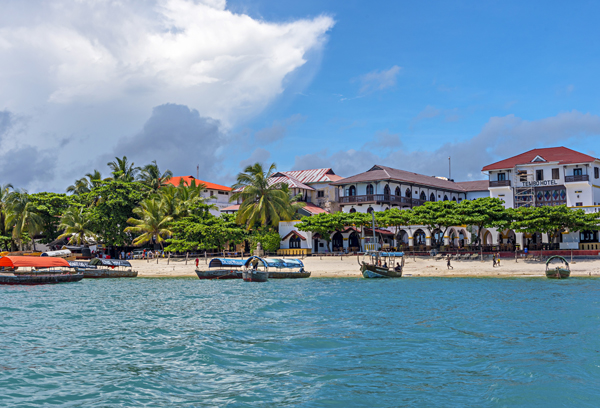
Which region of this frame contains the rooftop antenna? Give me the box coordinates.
[196,164,199,179]
[448,156,451,180]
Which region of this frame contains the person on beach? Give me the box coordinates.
[496,253,501,267]
[195,258,199,269]
[395,262,402,272]
[446,255,453,270]
[493,254,497,267]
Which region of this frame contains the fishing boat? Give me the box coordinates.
[242,256,269,282]
[262,258,310,279]
[545,256,571,279]
[0,256,83,285]
[359,251,404,278]
[195,258,245,280]
[83,258,138,278]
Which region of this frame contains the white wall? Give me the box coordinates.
[278,221,313,249]
[489,187,513,208]
[465,190,490,200]
[566,185,592,207]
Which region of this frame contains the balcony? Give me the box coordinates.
[340,194,426,207]
[489,180,511,187]
[565,174,589,183]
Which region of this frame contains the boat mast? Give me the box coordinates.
[371,212,378,256]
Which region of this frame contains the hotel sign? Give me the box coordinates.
[520,180,558,188]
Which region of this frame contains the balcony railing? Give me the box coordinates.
[489,180,511,187]
[565,174,589,183]
[340,194,426,206]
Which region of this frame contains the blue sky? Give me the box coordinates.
[1,0,600,190]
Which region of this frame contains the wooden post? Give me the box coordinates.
[186,252,188,265]
[167,252,170,265]
[205,251,207,264]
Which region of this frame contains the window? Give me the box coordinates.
[289,236,301,249]
[384,185,390,195]
[317,190,325,198]
[595,167,599,179]
[420,191,426,201]
[348,186,356,196]
[444,195,448,201]
[367,207,374,214]
[430,193,436,202]
[366,184,374,195]
[536,170,544,181]
[574,168,583,176]
[576,202,583,207]
[349,208,356,213]
[405,188,411,197]
[552,168,559,180]
[498,173,506,181]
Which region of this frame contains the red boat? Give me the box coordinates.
[0,256,83,285]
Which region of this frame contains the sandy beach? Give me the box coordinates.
[131,255,600,278]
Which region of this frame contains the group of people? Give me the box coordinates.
[118,249,165,260]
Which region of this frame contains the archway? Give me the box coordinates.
[397,230,409,247]
[367,207,374,214]
[431,228,444,247]
[348,231,360,251]
[405,188,411,197]
[443,195,448,201]
[420,191,426,201]
[384,184,391,196]
[289,235,301,249]
[349,208,356,213]
[331,231,343,250]
[366,184,374,195]
[395,186,401,196]
[348,185,356,196]
[430,192,436,202]
[452,197,457,202]
[414,229,426,246]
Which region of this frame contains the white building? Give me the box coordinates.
[167,176,232,216]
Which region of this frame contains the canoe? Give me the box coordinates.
[360,262,402,278]
[242,270,268,282]
[81,269,138,278]
[0,272,84,285]
[268,271,311,279]
[195,269,242,280]
[545,267,571,279]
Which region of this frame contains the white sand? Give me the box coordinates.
[131,255,600,278]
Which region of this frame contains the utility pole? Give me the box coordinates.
[448,156,451,180]
[197,164,199,179]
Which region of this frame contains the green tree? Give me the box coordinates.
[457,197,510,247]
[376,208,414,247]
[125,198,174,249]
[57,207,97,245]
[0,183,14,238]
[231,162,303,229]
[138,160,173,192]
[87,181,144,246]
[296,212,348,251]
[107,156,139,182]
[66,170,104,195]
[410,201,460,247]
[5,190,44,250]
[29,192,79,244]
[249,228,281,253]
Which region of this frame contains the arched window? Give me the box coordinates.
[349,208,356,213]
[420,191,426,201]
[405,188,411,197]
[366,184,374,195]
[452,196,457,202]
[348,186,356,196]
[367,207,374,214]
[395,186,401,196]
[443,195,448,201]
[430,193,436,202]
[384,185,390,196]
[289,236,301,249]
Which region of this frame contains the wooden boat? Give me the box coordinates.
[0,256,83,285]
[82,259,138,278]
[262,258,311,279]
[545,255,571,279]
[242,270,269,282]
[359,251,404,278]
[195,258,245,280]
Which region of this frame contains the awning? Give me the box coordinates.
[244,256,304,269]
[209,258,247,268]
[89,258,132,267]
[0,256,70,268]
[68,261,96,269]
[41,249,72,257]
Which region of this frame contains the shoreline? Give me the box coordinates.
[128,257,600,279]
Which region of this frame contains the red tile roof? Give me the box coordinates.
[280,168,342,183]
[482,147,599,171]
[282,230,307,241]
[301,202,329,214]
[269,174,314,190]
[166,176,231,191]
[221,204,240,212]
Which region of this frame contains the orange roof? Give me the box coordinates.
[301,202,329,214]
[0,256,70,268]
[165,176,231,191]
[221,204,240,212]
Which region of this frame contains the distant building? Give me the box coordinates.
[166,176,232,216]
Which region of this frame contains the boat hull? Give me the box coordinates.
[195,269,242,280]
[360,262,402,278]
[268,271,311,279]
[81,269,138,278]
[545,268,571,279]
[242,270,268,282]
[0,273,84,285]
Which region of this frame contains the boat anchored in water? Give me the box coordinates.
[195,258,245,280]
[359,251,404,278]
[0,256,83,285]
[69,259,138,278]
[545,256,571,279]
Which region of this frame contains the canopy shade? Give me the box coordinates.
[209,258,247,268]
[89,258,132,267]
[244,256,304,269]
[41,249,72,257]
[68,261,96,269]
[0,256,70,268]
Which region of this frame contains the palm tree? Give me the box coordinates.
[230,162,304,229]
[66,170,104,194]
[107,156,139,182]
[138,160,173,191]
[124,198,174,249]
[0,183,14,238]
[57,207,97,246]
[5,190,44,250]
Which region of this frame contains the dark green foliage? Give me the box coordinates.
[28,192,80,244]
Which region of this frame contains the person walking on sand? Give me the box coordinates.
[496,252,501,267]
[493,254,497,267]
[446,255,453,270]
[195,258,199,269]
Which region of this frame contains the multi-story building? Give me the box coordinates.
[166,176,232,216]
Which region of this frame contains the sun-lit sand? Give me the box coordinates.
[131,255,600,278]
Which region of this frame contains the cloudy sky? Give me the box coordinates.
[2,0,600,191]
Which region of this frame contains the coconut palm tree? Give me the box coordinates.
[57,207,97,246]
[138,160,173,191]
[230,162,304,229]
[0,183,14,237]
[66,170,105,194]
[107,156,139,182]
[124,198,174,249]
[5,190,44,250]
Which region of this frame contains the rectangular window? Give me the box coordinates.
[536,169,544,181]
[552,168,559,180]
[574,168,583,176]
[317,190,325,198]
[497,173,506,181]
[576,202,583,207]
[595,167,599,179]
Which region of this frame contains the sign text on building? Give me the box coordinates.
[520,180,558,187]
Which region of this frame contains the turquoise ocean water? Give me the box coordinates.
[1,278,600,407]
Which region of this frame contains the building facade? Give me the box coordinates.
[167,176,232,216]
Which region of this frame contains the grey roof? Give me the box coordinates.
[331,165,487,192]
[454,180,490,192]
